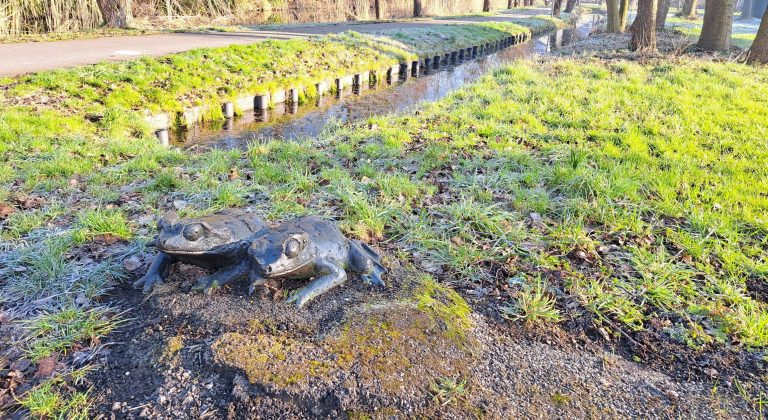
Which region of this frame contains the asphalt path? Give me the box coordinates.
[0,9,548,76]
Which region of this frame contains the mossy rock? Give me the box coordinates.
[212,273,477,397]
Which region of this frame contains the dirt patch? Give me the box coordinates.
[555,29,697,57]
[81,260,763,419]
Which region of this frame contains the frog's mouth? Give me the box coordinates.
[253,258,312,277]
[158,242,236,256]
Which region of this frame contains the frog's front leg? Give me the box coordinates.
[192,261,249,294]
[349,240,386,287]
[248,272,268,296]
[285,259,347,308]
[133,252,175,293]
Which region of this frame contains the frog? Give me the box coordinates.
[245,216,386,308]
[133,209,268,293]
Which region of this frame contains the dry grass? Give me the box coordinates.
[1,0,516,36]
[0,0,102,35]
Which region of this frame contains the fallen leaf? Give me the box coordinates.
[0,205,15,219]
[35,356,59,378]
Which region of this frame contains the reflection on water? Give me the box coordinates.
[534,14,601,53]
[177,16,599,148]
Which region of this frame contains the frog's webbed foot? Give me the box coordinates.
[133,273,164,294]
[248,274,268,296]
[133,253,173,294]
[191,262,248,295]
[360,263,386,287]
[286,259,347,308]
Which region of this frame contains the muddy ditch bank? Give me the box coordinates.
[80,259,762,419]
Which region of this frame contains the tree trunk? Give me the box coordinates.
[607,0,622,31]
[97,0,132,28]
[698,0,735,50]
[619,0,631,30]
[552,0,564,15]
[414,0,423,17]
[656,0,671,28]
[484,0,493,12]
[374,0,382,19]
[565,0,579,12]
[509,0,514,8]
[740,0,753,18]
[747,4,768,62]
[631,0,658,50]
[679,0,699,16]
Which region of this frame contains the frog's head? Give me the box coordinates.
[248,230,311,277]
[151,211,236,255]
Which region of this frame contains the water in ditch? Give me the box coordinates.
[174,15,599,148]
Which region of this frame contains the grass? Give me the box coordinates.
[17,379,90,419]
[0,14,564,415]
[430,377,468,406]
[502,275,562,324]
[3,9,767,415]
[0,27,158,44]
[21,306,118,362]
[131,56,767,350]
[73,208,133,242]
[665,15,760,49]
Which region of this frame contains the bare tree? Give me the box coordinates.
[619,0,631,30]
[565,0,580,13]
[607,0,622,31]
[631,0,658,50]
[678,0,699,17]
[97,0,132,28]
[552,0,564,15]
[374,0,382,19]
[414,0,423,17]
[747,3,768,62]
[484,0,492,12]
[656,0,671,28]
[698,0,735,50]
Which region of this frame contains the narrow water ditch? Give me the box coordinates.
[175,14,600,149]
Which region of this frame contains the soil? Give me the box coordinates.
[82,256,766,419]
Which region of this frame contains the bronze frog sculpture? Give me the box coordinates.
[134,209,268,293]
[247,216,386,307]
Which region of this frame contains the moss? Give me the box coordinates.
[327,300,474,395]
[163,335,185,360]
[212,333,335,388]
[411,274,473,341]
[213,290,475,395]
[551,393,571,406]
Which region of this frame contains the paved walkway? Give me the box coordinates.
[0,9,548,76]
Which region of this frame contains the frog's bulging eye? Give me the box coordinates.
[183,223,205,241]
[285,238,302,258]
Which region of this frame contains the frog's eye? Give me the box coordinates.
[285,238,302,258]
[183,223,205,241]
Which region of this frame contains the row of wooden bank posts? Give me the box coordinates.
[150,33,529,145]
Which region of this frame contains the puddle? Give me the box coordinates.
[174,14,600,148]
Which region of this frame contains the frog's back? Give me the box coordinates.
[216,209,268,240]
